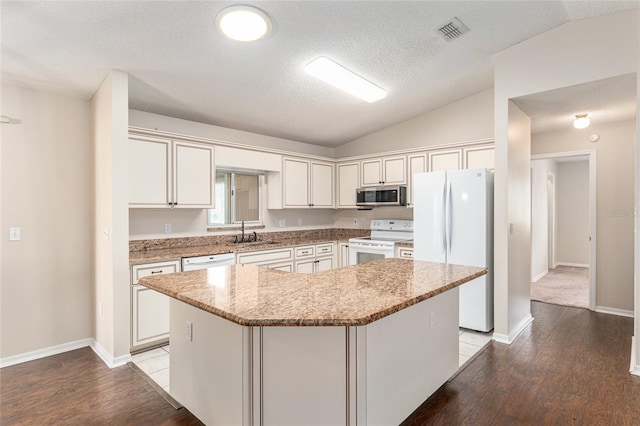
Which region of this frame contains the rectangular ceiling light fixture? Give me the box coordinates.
[305,57,387,103]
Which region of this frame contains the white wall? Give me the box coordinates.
[0,84,93,359]
[335,89,494,158]
[556,161,589,266]
[92,70,130,364]
[493,9,639,343]
[530,159,558,281]
[532,121,635,312]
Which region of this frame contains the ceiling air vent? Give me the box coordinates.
[437,17,469,41]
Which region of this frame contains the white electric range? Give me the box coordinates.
[348,219,413,265]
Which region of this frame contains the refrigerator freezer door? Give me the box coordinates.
[413,171,446,263]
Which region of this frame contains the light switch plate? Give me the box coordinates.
[9,227,20,241]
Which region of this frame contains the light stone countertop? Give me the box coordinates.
[139,258,486,327]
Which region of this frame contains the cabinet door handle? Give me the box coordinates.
[150,270,163,274]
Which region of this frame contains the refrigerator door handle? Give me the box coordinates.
[441,179,447,254]
[446,179,452,254]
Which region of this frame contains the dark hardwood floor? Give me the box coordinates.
[403,302,640,425]
[1,302,638,425]
[0,347,203,425]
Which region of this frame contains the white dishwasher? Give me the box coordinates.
[181,253,236,271]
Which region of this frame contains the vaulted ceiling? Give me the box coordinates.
[2,1,638,146]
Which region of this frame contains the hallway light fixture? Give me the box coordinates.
[573,113,590,129]
[215,5,271,42]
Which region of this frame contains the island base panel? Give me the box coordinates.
[170,299,246,426]
[360,287,459,425]
[170,288,459,425]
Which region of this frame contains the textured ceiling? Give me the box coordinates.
[2,1,638,147]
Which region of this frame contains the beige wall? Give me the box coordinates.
[556,161,589,266]
[335,89,494,158]
[532,121,635,311]
[1,84,93,358]
[92,70,130,363]
[493,9,639,342]
[129,109,334,158]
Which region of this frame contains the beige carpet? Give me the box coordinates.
[530,266,589,309]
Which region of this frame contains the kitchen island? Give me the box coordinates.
[140,258,486,426]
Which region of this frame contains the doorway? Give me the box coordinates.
[530,151,595,310]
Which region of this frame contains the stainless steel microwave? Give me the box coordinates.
[356,185,407,207]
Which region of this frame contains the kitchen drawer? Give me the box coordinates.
[397,248,414,259]
[295,245,315,259]
[131,260,181,285]
[316,243,334,256]
[237,248,294,265]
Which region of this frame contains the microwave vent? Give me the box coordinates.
[437,17,469,41]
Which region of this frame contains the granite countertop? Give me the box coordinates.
[139,258,486,327]
[129,229,369,264]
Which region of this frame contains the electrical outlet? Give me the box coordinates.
[164,223,171,234]
[279,219,286,227]
[429,312,436,330]
[185,321,193,342]
[298,218,303,226]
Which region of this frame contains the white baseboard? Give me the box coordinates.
[531,270,548,283]
[595,306,634,318]
[90,340,132,369]
[555,262,589,268]
[493,314,534,345]
[631,336,640,376]
[0,338,93,369]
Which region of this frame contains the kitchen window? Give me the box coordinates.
[208,170,262,226]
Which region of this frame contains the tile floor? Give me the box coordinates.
[132,330,493,391]
[131,345,171,393]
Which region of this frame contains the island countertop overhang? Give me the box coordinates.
[138,258,486,327]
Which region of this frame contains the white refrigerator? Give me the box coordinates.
[413,168,494,332]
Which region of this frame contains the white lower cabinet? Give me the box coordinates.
[295,243,336,273]
[338,242,350,267]
[236,247,295,271]
[396,247,414,259]
[130,259,180,350]
[132,285,170,348]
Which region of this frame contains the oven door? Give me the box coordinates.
[348,241,395,266]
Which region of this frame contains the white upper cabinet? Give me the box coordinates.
[407,153,427,206]
[129,136,215,208]
[360,155,406,186]
[310,162,334,207]
[283,158,310,207]
[463,145,495,170]
[129,136,171,206]
[336,162,359,208]
[429,149,461,172]
[282,157,334,208]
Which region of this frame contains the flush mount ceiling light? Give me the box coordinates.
[573,113,591,129]
[305,57,387,103]
[215,5,271,42]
